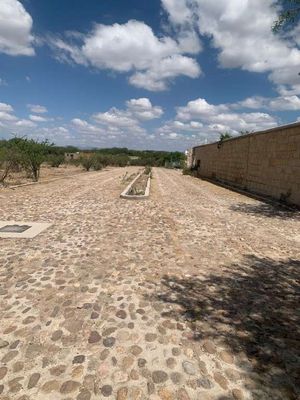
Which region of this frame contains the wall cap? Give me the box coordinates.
[192,121,300,151]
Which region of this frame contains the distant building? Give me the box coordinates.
[65,152,80,162]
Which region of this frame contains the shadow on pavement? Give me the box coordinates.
[230,202,300,219]
[152,255,300,398]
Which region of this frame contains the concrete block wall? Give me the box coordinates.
[192,123,300,206]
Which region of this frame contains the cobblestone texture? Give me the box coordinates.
[0,167,299,400]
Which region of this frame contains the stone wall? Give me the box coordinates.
[192,123,300,206]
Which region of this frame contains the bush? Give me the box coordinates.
[92,155,103,171]
[7,137,51,182]
[182,167,193,176]
[144,166,152,175]
[0,145,19,184]
[48,154,64,168]
[80,156,94,171]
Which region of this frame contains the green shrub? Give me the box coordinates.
[48,154,64,168]
[182,167,193,176]
[144,166,152,175]
[7,137,52,182]
[80,156,94,171]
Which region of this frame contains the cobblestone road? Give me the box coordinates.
[0,167,299,400]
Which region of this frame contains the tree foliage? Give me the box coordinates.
[0,137,53,182]
[273,0,300,32]
[219,132,232,141]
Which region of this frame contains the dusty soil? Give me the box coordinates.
[0,167,299,400]
[0,164,84,187]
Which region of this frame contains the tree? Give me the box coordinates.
[10,137,52,182]
[219,132,232,141]
[273,0,300,32]
[47,154,65,168]
[80,155,94,171]
[239,130,253,136]
[0,143,20,184]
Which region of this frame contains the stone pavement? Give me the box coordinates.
[0,167,299,400]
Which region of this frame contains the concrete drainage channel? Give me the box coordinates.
[120,169,151,199]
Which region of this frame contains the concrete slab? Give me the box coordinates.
[0,221,52,238]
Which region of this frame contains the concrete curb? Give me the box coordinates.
[120,172,151,200]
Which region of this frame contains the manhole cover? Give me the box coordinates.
[0,224,31,233]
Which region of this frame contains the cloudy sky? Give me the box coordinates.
[1,0,300,150]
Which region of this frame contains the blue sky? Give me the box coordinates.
[1,0,300,150]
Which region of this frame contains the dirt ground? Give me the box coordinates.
[0,164,83,187]
[0,167,299,400]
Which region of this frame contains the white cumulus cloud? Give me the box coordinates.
[29,114,48,122]
[162,0,300,94]
[27,104,48,114]
[0,0,34,56]
[48,20,201,91]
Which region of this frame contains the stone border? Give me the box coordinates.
[0,221,52,239]
[120,172,151,199]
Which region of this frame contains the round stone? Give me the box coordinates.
[170,372,183,385]
[42,380,60,393]
[225,368,240,382]
[182,361,196,375]
[147,382,155,395]
[214,372,228,390]
[102,327,117,336]
[203,340,216,354]
[2,350,18,363]
[166,358,176,369]
[172,348,181,356]
[198,360,208,375]
[113,370,128,384]
[103,337,116,347]
[152,370,168,384]
[117,387,128,400]
[197,377,213,389]
[100,349,110,360]
[130,369,139,380]
[51,330,63,341]
[73,355,85,364]
[13,361,24,373]
[28,373,41,389]
[232,388,244,400]
[137,358,147,368]
[158,387,173,400]
[122,356,134,369]
[0,367,8,380]
[177,388,190,400]
[0,340,9,349]
[77,389,91,400]
[145,333,157,342]
[88,331,101,344]
[60,380,80,394]
[50,365,66,376]
[219,351,234,364]
[101,385,112,397]
[116,310,127,319]
[10,340,20,349]
[129,345,142,356]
